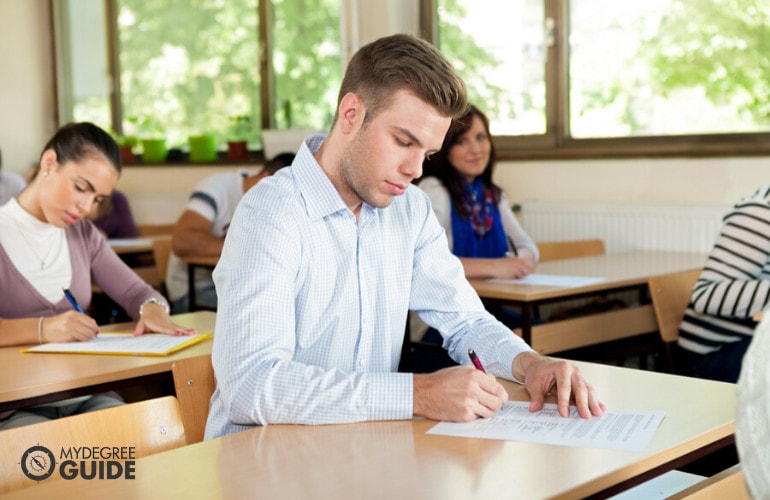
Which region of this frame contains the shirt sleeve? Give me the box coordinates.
[690,198,770,318]
[185,174,231,222]
[498,192,539,262]
[417,177,453,249]
[409,191,534,381]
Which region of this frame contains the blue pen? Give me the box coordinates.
[62,288,84,313]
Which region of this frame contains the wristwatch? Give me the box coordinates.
[139,297,170,316]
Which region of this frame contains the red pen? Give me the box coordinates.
[468,349,487,373]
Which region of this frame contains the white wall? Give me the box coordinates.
[1,0,768,224]
[495,156,770,208]
[0,0,57,179]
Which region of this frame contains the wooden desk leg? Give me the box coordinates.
[520,304,533,345]
[187,263,198,312]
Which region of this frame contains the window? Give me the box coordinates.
[425,0,770,158]
[54,0,341,158]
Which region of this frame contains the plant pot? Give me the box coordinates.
[141,139,167,163]
[188,134,218,162]
[227,140,249,161]
[119,145,135,164]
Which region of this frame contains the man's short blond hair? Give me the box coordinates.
[335,34,469,126]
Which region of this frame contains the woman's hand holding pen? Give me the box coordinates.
[133,303,196,337]
[41,311,100,343]
[495,251,536,280]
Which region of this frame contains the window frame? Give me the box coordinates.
[420,0,770,160]
[105,0,278,137]
[52,0,310,162]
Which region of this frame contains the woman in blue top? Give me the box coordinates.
[413,105,539,363]
[419,105,538,280]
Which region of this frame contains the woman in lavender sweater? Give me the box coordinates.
[0,122,194,429]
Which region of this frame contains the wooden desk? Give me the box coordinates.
[0,311,215,413]
[5,361,735,499]
[470,251,707,354]
[182,255,219,312]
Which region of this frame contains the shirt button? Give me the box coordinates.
[359,360,365,368]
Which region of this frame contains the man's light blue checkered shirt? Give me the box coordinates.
[205,135,533,438]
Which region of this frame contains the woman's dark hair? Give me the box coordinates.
[39,122,121,177]
[422,105,500,218]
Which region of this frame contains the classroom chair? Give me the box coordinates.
[533,238,607,331]
[648,268,701,373]
[0,396,185,493]
[668,466,749,499]
[152,236,173,296]
[536,239,668,369]
[172,354,216,444]
[536,238,605,262]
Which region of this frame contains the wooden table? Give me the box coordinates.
[0,311,215,413]
[182,255,219,311]
[5,360,735,499]
[470,251,707,354]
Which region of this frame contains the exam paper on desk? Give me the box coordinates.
[427,401,665,452]
[23,332,212,356]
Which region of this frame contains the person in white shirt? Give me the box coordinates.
[166,153,294,312]
[736,312,770,498]
[205,34,604,439]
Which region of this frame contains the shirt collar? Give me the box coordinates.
[293,133,357,222]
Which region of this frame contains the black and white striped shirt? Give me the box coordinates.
[679,184,770,355]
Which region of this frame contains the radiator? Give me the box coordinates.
[519,201,730,254]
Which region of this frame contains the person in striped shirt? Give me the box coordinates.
[677,184,770,382]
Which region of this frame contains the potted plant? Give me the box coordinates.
[138,117,167,163]
[117,135,138,164]
[188,133,218,162]
[226,115,253,162]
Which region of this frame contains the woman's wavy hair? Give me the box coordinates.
[422,105,500,218]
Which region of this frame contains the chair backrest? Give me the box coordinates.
[648,269,701,344]
[172,354,216,444]
[669,466,749,500]
[537,239,605,262]
[0,396,185,493]
[152,236,172,287]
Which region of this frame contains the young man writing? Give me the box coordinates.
[206,34,604,438]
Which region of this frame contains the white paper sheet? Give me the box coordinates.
[24,332,211,356]
[427,401,665,452]
[488,273,606,287]
[107,237,154,248]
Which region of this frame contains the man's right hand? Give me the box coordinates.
[413,365,508,422]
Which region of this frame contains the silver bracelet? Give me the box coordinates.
[139,297,170,317]
[38,316,44,344]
